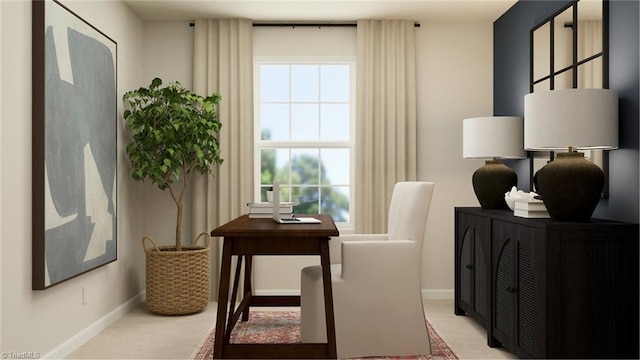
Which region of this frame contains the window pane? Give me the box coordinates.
[261,148,290,185]
[320,104,350,141]
[291,104,319,141]
[292,186,319,214]
[291,149,319,185]
[577,59,603,89]
[321,186,350,222]
[259,186,271,202]
[321,65,350,102]
[533,23,550,81]
[554,70,573,90]
[553,9,573,73]
[291,65,319,102]
[255,61,353,224]
[261,104,289,141]
[533,79,550,92]
[279,185,293,203]
[576,0,603,62]
[321,149,350,185]
[261,65,289,102]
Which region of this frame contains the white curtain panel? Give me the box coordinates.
[355,19,418,233]
[578,20,603,89]
[192,19,254,296]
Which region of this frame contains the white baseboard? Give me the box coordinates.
[254,289,300,296]
[254,289,454,300]
[421,289,454,300]
[43,291,146,359]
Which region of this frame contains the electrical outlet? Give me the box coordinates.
[82,286,87,305]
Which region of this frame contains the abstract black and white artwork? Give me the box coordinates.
[32,0,117,289]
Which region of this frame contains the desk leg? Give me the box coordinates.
[319,240,337,359]
[213,240,233,359]
[242,255,253,321]
[227,255,244,336]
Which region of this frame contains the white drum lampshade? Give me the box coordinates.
[524,88,618,151]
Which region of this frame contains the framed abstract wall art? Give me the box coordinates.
[32,0,118,289]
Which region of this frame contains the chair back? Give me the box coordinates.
[387,182,434,246]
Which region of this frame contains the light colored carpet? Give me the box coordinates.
[423,300,513,359]
[66,300,515,359]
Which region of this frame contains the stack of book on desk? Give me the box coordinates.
[247,202,296,219]
[514,199,550,218]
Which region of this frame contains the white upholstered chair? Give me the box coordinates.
[300,181,435,359]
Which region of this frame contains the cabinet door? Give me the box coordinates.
[493,219,544,358]
[515,229,544,359]
[455,211,491,327]
[472,223,490,324]
[545,225,638,358]
[459,225,473,307]
[492,224,514,349]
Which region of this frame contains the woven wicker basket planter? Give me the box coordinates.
[143,234,210,315]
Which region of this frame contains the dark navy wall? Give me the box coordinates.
[494,0,639,223]
[592,0,639,223]
[493,1,572,191]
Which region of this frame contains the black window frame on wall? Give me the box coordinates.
[527,0,610,194]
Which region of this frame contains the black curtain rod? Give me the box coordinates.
[189,22,420,28]
[253,22,420,28]
[256,22,356,27]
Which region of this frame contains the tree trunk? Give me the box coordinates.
[176,201,183,251]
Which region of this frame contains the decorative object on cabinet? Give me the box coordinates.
[504,186,541,212]
[455,207,638,359]
[513,198,549,219]
[123,78,223,315]
[524,88,618,221]
[463,117,527,209]
[32,0,118,289]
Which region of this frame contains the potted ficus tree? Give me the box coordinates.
[123,78,223,315]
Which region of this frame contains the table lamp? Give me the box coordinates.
[524,88,618,222]
[463,116,526,209]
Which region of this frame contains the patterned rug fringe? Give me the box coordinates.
[190,311,458,360]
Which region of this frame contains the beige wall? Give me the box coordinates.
[417,21,493,295]
[138,22,196,247]
[0,0,146,357]
[140,21,492,297]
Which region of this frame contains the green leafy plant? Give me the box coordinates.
[123,78,223,251]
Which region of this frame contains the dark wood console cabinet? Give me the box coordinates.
[455,207,639,359]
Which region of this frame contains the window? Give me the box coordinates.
[254,59,354,225]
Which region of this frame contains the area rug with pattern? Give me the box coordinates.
[190,311,458,359]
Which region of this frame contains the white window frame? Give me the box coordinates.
[253,56,356,230]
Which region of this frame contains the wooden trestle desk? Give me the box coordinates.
[210,214,339,359]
